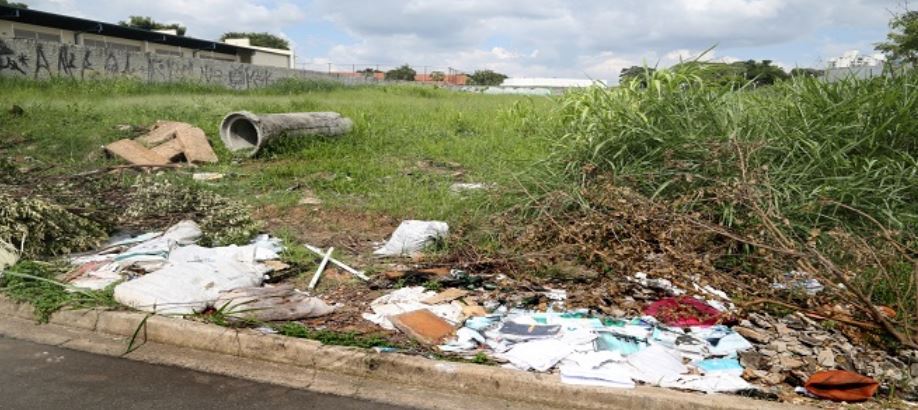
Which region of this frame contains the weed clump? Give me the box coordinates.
[124,177,259,246]
[0,190,108,258]
[273,322,395,348]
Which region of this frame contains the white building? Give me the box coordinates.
[223,37,295,69]
[828,51,886,69]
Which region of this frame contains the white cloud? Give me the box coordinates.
[22,0,897,81]
[25,0,305,40]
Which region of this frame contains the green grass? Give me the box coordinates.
[0,261,119,322]
[273,322,397,349]
[0,77,553,226]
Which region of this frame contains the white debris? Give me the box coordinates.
[660,373,753,393]
[498,338,573,372]
[113,240,278,315]
[449,183,492,193]
[361,286,463,330]
[0,240,18,272]
[625,344,688,385]
[373,220,449,257]
[631,272,685,296]
[192,172,225,181]
[560,363,636,389]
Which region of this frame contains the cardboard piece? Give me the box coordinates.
[175,127,218,163]
[105,139,169,165]
[423,288,469,305]
[137,121,192,146]
[151,138,186,161]
[389,309,454,345]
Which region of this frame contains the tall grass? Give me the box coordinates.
[546,65,918,338]
[554,65,918,234]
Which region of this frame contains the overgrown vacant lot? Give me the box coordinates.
[3,69,918,402]
[0,79,552,256]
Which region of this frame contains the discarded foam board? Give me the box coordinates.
[0,240,18,271]
[137,121,192,146]
[175,127,218,163]
[389,309,455,345]
[105,139,170,165]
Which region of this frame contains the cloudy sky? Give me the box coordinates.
[24,0,898,82]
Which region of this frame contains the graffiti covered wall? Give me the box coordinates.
[0,37,363,89]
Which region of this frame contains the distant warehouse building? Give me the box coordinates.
[0,6,293,68]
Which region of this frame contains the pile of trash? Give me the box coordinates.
[365,287,757,393]
[65,220,333,320]
[362,278,893,402]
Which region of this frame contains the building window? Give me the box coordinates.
[83,38,107,48]
[13,28,61,42]
[82,38,141,52]
[198,53,236,62]
[155,49,183,57]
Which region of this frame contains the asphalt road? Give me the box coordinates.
[0,336,411,410]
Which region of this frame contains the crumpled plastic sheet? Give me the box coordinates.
[373,220,448,257]
[66,220,286,315]
[112,240,283,315]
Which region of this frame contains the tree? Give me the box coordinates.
[876,9,918,66]
[385,64,416,81]
[468,69,507,86]
[619,66,656,86]
[220,32,290,50]
[430,71,445,82]
[739,60,789,86]
[118,16,186,36]
[0,0,28,8]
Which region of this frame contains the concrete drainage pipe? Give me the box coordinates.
[219,111,354,157]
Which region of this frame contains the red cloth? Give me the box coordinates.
[644,297,721,327]
[805,370,879,402]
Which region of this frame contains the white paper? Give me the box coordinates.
[497,339,573,372]
[626,344,687,385]
[560,363,635,389]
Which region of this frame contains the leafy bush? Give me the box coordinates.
[118,16,186,36]
[220,32,290,50]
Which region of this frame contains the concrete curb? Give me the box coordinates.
[0,296,802,410]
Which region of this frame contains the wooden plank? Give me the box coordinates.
[105,139,169,165]
[136,121,192,146]
[150,138,185,161]
[175,127,218,163]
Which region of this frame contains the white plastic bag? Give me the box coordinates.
[373,220,448,257]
